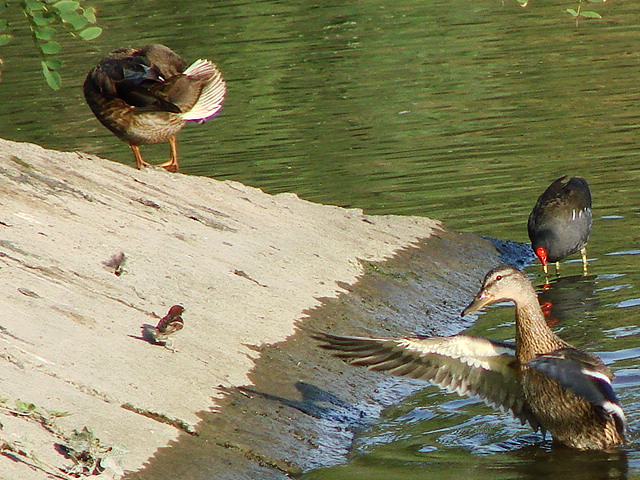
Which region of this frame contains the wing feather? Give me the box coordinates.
[313,332,540,430]
[180,59,226,122]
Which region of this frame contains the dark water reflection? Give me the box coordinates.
[1,0,639,478]
[538,274,599,327]
[307,445,631,480]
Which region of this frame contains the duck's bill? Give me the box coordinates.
[461,292,494,317]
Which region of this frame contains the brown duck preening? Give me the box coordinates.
[84,44,226,172]
[314,266,626,451]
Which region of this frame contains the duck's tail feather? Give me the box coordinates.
[181,59,226,122]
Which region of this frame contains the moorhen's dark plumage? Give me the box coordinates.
[314,266,626,450]
[528,176,592,275]
[84,44,226,172]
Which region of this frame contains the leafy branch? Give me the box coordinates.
[0,0,102,90]
[513,0,606,24]
[565,0,606,25]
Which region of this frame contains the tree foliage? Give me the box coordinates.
[0,0,102,90]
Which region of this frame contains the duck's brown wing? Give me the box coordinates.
[313,332,540,430]
[119,84,182,113]
[86,55,183,114]
[172,60,226,121]
[527,348,627,438]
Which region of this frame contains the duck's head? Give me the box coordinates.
[461,266,533,316]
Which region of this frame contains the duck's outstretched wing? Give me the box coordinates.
[313,332,540,430]
[528,348,627,438]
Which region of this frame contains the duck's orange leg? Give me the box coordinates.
[130,144,151,169]
[157,136,179,173]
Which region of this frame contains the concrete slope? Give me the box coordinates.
[0,138,476,479]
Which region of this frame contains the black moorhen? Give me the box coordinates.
[528,176,592,275]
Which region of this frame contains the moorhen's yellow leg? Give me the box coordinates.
[130,144,151,169]
[580,246,588,275]
[554,261,561,277]
[157,136,179,173]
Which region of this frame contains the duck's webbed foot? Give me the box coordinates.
[157,136,179,173]
[130,144,152,169]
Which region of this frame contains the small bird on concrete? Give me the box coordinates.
[102,252,126,276]
[144,305,185,352]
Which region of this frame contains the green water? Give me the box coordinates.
[1,0,639,478]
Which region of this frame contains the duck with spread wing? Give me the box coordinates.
[314,266,626,450]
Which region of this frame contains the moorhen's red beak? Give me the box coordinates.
[535,247,549,274]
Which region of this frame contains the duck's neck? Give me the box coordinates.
[515,300,566,364]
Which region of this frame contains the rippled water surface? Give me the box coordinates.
[1,0,639,478]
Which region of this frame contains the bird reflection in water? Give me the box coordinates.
[537,274,598,328]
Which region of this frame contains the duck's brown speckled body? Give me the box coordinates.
[315,267,626,451]
[84,44,226,172]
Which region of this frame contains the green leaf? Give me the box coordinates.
[565,8,578,16]
[60,11,88,30]
[15,400,37,413]
[41,61,61,90]
[45,409,71,418]
[31,11,55,26]
[78,26,102,41]
[35,26,57,40]
[0,19,8,31]
[45,58,62,70]
[24,0,46,11]
[40,40,61,54]
[52,0,80,13]
[0,34,11,46]
[81,6,96,23]
[579,10,602,18]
